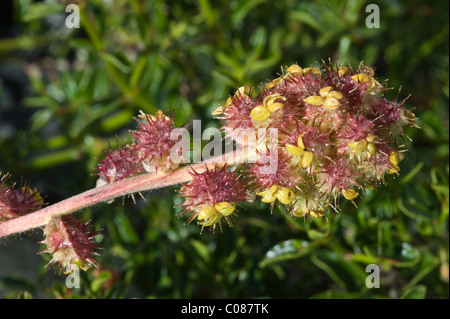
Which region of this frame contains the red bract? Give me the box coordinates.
[40,215,100,273]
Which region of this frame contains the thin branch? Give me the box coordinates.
[0,147,254,238]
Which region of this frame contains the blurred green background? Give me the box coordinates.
[0,0,448,299]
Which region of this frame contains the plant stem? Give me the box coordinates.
[0,147,253,238]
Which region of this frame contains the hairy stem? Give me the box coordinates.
[0,148,253,238]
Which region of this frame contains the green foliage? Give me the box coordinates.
[0,0,448,298]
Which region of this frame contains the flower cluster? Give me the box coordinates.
[0,172,44,222]
[177,165,248,232]
[40,215,100,273]
[214,62,416,218]
[95,110,184,186]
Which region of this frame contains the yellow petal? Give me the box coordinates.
[366,133,377,143]
[265,82,275,89]
[303,67,321,74]
[286,143,304,157]
[319,86,333,97]
[257,185,279,203]
[198,213,222,227]
[264,94,286,106]
[275,187,295,205]
[236,86,248,96]
[338,66,348,76]
[352,73,371,83]
[362,66,375,77]
[197,206,217,221]
[286,64,303,76]
[303,95,324,106]
[341,189,358,200]
[212,105,225,116]
[215,202,236,216]
[367,142,376,157]
[389,152,400,166]
[267,102,285,113]
[328,91,344,100]
[349,139,368,153]
[263,93,279,105]
[323,96,340,109]
[301,151,314,168]
[309,210,325,218]
[258,185,278,196]
[387,166,400,174]
[297,133,306,149]
[250,105,271,121]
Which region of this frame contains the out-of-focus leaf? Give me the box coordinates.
[113,211,139,245]
[190,239,211,264]
[21,3,64,22]
[259,239,318,268]
[91,270,112,293]
[311,251,367,291]
[0,276,36,293]
[29,148,79,169]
